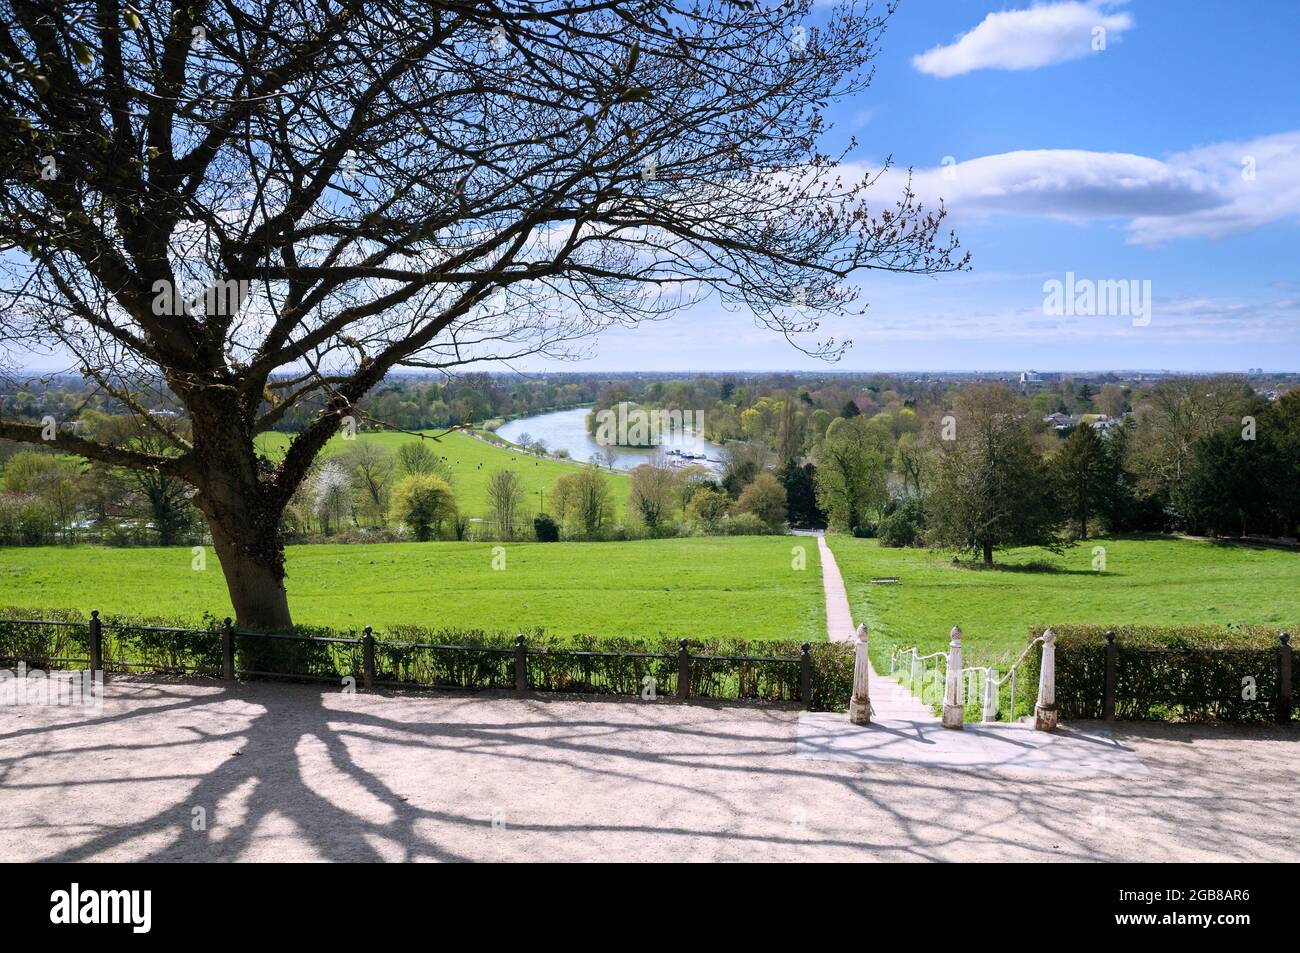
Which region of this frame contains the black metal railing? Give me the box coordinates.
[0,613,814,709]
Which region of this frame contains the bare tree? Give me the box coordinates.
[627,460,678,532]
[0,0,965,628]
[396,441,440,478]
[485,467,523,539]
[338,441,396,526]
[1126,376,1255,500]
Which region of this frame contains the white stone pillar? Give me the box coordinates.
[982,668,999,722]
[848,623,871,725]
[1035,628,1058,731]
[942,626,963,729]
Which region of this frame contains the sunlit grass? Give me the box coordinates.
[826,534,1300,668]
[0,536,824,641]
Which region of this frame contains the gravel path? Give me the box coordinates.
[3,678,1297,862]
[816,534,857,643]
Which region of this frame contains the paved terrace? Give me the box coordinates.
[2,679,1297,862]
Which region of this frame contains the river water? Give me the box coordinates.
[496,407,724,472]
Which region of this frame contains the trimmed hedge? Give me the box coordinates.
[0,607,855,712]
[1026,624,1295,723]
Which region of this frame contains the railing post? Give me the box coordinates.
[515,633,528,692]
[848,624,871,725]
[982,668,998,722]
[1035,628,1058,731]
[910,649,920,695]
[1010,666,1017,722]
[88,609,103,676]
[800,642,812,710]
[1278,632,1292,725]
[942,626,963,729]
[221,617,235,682]
[675,639,690,700]
[362,626,375,691]
[1102,630,1118,720]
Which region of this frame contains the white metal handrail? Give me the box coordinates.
[891,634,1045,722]
[889,646,949,706]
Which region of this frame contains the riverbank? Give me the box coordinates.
[496,406,725,472]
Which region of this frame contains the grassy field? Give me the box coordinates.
[827,534,1300,668]
[256,429,629,520]
[0,537,824,641]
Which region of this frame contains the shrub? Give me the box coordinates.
[722,512,771,535]
[0,606,856,711]
[1024,624,1297,722]
[686,486,731,532]
[878,496,925,547]
[851,521,877,539]
[389,473,457,541]
[533,513,560,542]
[736,471,788,530]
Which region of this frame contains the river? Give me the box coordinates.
[496,407,725,473]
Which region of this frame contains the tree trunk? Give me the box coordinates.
[188,407,294,634]
[208,512,292,631]
[982,539,993,567]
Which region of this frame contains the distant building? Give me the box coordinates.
[1043,412,1118,433]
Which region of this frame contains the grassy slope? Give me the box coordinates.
[0,537,824,642]
[826,534,1300,667]
[256,429,629,520]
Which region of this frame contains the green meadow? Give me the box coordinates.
[0,536,823,642]
[256,428,630,520]
[826,534,1300,668]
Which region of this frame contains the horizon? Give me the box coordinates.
[7,365,1300,380]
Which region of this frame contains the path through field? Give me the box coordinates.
[815,534,857,644]
[815,531,935,720]
[808,532,1149,778]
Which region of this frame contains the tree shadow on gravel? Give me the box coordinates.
[4,678,1296,863]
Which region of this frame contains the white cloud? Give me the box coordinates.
[897,131,1300,245]
[1127,133,1300,244]
[912,1,1132,78]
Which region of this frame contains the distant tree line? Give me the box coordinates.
[2,374,1295,554]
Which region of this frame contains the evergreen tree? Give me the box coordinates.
[1053,423,1108,539]
[779,461,826,528]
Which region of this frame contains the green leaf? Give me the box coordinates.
[74,42,93,67]
[616,86,651,104]
[125,10,141,30]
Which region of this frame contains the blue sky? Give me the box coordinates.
[578,0,1300,372]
